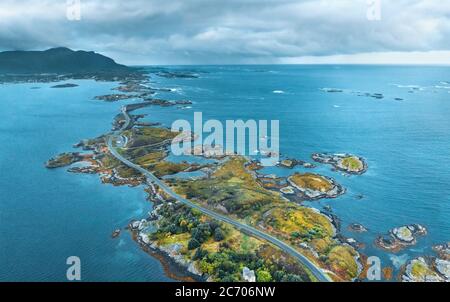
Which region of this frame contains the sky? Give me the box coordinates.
[1,0,450,65]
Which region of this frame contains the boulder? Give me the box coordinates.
[435,259,450,281]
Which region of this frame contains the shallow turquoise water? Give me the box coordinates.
[0,80,172,281]
[1,65,450,281]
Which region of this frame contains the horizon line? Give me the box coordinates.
[130,63,450,67]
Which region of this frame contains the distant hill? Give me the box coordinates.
[0,47,132,74]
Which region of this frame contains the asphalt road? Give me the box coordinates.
[107,106,332,282]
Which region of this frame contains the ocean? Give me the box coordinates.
[1,65,449,281]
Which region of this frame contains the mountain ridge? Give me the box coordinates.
[0,47,131,74]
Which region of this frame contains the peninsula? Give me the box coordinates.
[44,66,366,282]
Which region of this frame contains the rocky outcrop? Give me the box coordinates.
[112,229,121,238]
[433,243,450,260]
[348,223,368,233]
[287,173,345,200]
[45,152,83,168]
[51,83,79,88]
[393,224,426,243]
[136,229,203,279]
[435,258,450,281]
[276,158,316,169]
[95,94,141,102]
[402,257,445,282]
[280,186,295,195]
[312,153,367,175]
[375,224,427,252]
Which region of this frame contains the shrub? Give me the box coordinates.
[188,238,201,250]
[214,228,225,241]
[256,269,272,282]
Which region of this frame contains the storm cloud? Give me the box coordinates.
[1,0,450,64]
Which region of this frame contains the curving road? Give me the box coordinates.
[107,106,332,282]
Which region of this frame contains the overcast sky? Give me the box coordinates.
[1,0,450,65]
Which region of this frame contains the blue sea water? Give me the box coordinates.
[1,65,450,281]
[0,80,172,281]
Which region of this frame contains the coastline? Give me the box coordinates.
[17,65,447,282]
[129,230,200,282]
[42,72,360,282]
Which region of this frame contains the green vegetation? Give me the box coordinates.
[340,156,364,172]
[289,173,333,192]
[46,152,82,168]
[410,260,439,279]
[116,165,141,178]
[169,157,359,281]
[174,157,282,217]
[120,126,198,178]
[55,124,360,281]
[148,202,313,282]
[411,261,429,276]
[134,151,167,166]
[326,245,359,280]
[123,127,178,149]
[99,153,122,169]
[264,207,334,242]
[256,269,272,282]
[149,161,191,177]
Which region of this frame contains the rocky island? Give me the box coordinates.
[401,257,449,282]
[312,153,367,175]
[400,242,449,282]
[50,83,79,88]
[287,173,345,200]
[375,224,427,252]
[433,243,450,260]
[277,158,315,169]
[348,223,368,233]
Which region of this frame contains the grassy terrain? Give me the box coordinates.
[149,161,191,177]
[410,260,440,280]
[263,206,334,242]
[99,153,122,169]
[90,127,359,281]
[289,173,333,192]
[327,245,359,280]
[174,157,281,217]
[56,124,360,281]
[53,153,75,165]
[169,157,359,281]
[134,151,167,166]
[116,165,142,178]
[123,127,178,149]
[340,156,364,171]
[46,153,81,168]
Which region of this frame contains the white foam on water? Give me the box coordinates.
[272,90,285,94]
[169,87,184,94]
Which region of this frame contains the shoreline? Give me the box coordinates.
[129,230,200,282]
[43,72,360,281]
[36,69,440,282]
